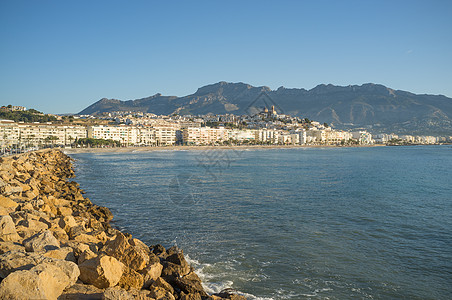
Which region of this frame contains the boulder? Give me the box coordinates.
[23,230,60,252]
[57,206,73,216]
[148,287,176,300]
[118,266,144,290]
[150,277,174,295]
[78,254,125,289]
[101,232,148,271]
[0,241,25,254]
[78,248,97,265]
[180,293,202,300]
[0,260,79,300]
[58,283,103,300]
[102,287,134,300]
[0,195,18,212]
[0,215,20,242]
[174,272,207,296]
[17,217,49,232]
[59,215,78,232]
[140,261,164,289]
[43,246,76,262]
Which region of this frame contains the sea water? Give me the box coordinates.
[70,146,452,299]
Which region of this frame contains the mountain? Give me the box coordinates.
[79,82,452,135]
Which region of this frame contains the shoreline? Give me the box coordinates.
[64,144,385,154]
[0,149,245,299]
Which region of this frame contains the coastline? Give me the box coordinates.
[0,149,245,299]
[64,144,385,154]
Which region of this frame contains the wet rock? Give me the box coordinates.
[174,271,207,296]
[78,254,125,289]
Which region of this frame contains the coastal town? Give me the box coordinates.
[0,105,449,153]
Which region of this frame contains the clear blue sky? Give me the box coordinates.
[1,0,451,114]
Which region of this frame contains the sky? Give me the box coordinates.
[1,0,451,114]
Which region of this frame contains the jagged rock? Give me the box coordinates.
[102,287,134,300]
[151,244,166,256]
[180,293,202,300]
[0,215,20,242]
[58,283,103,300]
[0,241,25,254]
[49,223,69,240]
[212,290,247,300]
[68,224,86,239]
[0,250,47,278]
[101,232,148,271]
[0,195,18,212]
[118,266,144,290]
[59,215,78,232]
[73,231,106,244]
[150,277,175,295]
[17,217,49,232]
[23,230,60,252]
[148,287,176,300]
[0,260,79,300]
[78,254,125,289]
[140,261,164,289]
[162,251,192,282]
[174,272,207,296]
[43,246,76,262]
[57,206,73,216]
[78,247,97,264]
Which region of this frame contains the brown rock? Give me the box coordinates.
[0,215,20,242]
[43,246,76,262]
[102,287,134,300]
[59,215,77,232]
[0,195,18,212]
[140,261,164,289]
[0,241,25,254]
[174,272,207,297]
[148,287,176,300]
[180,293,202,300]
[23,230,60,252]
[101,232,148,271]
[78,248,97,265]
[150,277,174,295]
[0,260,79,300]
[58,283,103,300]
[78,254,125,289]
[57,206,73,216]
[118,266,144,290]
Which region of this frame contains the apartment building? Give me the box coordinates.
[0,121,87,146]
[182,127,228,145]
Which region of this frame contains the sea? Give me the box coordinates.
[69,146,452,299]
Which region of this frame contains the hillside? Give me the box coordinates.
[79,82,452,135]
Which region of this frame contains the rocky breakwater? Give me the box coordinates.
[0,149,245,300]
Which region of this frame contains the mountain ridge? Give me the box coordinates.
[79,82,452,135]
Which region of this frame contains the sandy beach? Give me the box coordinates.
[63,144,385,154]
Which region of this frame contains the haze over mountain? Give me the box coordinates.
[79,82,452,135]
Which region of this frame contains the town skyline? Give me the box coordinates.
[1,1,451,114]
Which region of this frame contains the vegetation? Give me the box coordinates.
[76,138,121,147]
[0,108,57,123]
